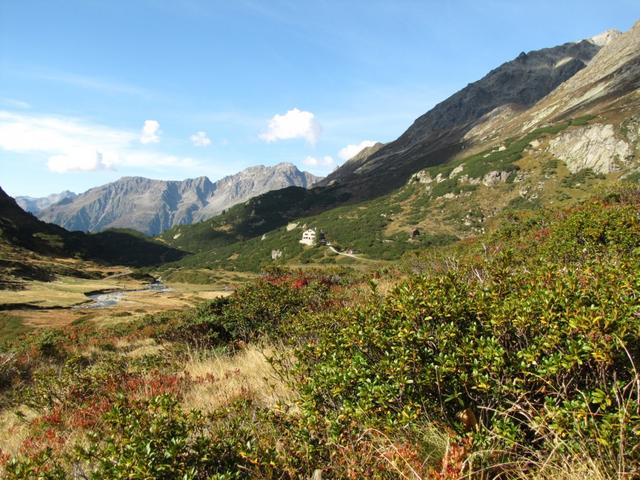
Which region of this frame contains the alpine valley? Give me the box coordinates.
[156,23,640,271]
[1,15,640,480]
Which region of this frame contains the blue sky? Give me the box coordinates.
[1,0,639,197]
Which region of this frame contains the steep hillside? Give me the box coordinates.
[38,163,320,236]
[0,186,185,275]
[400,21,640,222]
[155,29,616,259]
[156,23,640,272]
[317,36,603,197]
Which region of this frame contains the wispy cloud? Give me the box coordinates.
[43,71,151,97]
[0,98,31,109]
[13,67,153,98]
[0,111,198,173]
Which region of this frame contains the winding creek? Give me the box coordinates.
[76,280,170,309]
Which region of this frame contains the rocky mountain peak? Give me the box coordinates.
[317,36,601,197]
[36,164,322,235]
[588,29,623,47]
[15,190,78,214]
[504,20,640,132]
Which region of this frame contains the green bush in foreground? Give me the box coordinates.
[4,395,248,479]
[287,190,640,474]
[147,271,335,348]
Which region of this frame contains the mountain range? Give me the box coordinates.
[15,191,78,215]
[33,163,319,236]
[0,186,184,275]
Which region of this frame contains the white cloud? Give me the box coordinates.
[259,108,321,144]
[303,155,335,168]
[0,111,199,173]
[48,150,113,173]
[190,131,211,147]
[140,120,160,144]
[338,140,377,161]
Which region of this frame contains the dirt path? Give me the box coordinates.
[328,246,375,262]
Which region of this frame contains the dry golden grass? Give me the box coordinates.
[181,344,295,413]
[0,275,145,308]
[521,460,610,480]
[113,337,167,358]
[187,290,233,301]
[0,406,38,457]
[0,266,237,314]
[462,444,625,480]
[5,279,234,331]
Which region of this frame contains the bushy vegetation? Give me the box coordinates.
[2,187,640,478]
[147,271,337,347]
[161,187,458,271]
[561,168,606,188]
[158,186,351,254]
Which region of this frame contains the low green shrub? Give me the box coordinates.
[561,168,606,188]
[152,271,334,348]
[285,190,640,473]
[5,395,250,479]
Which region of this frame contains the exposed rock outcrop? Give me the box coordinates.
[482,170,511,187]
[549,124,632,174]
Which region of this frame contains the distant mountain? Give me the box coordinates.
[0,186,184,268]
[317,35,604,197]
[37,163,321,236]
[15,190,77,214]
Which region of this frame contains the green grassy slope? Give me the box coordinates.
[161,189,458,272]
[158,115,638,272]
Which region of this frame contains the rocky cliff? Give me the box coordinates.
[495,21,640,175]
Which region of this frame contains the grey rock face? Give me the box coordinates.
[482,170,511,187]
[38,163,321,236]
[548,124,632,174]
[317,38,601,196]
[15,191,77,214]
[510,21,640,129]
